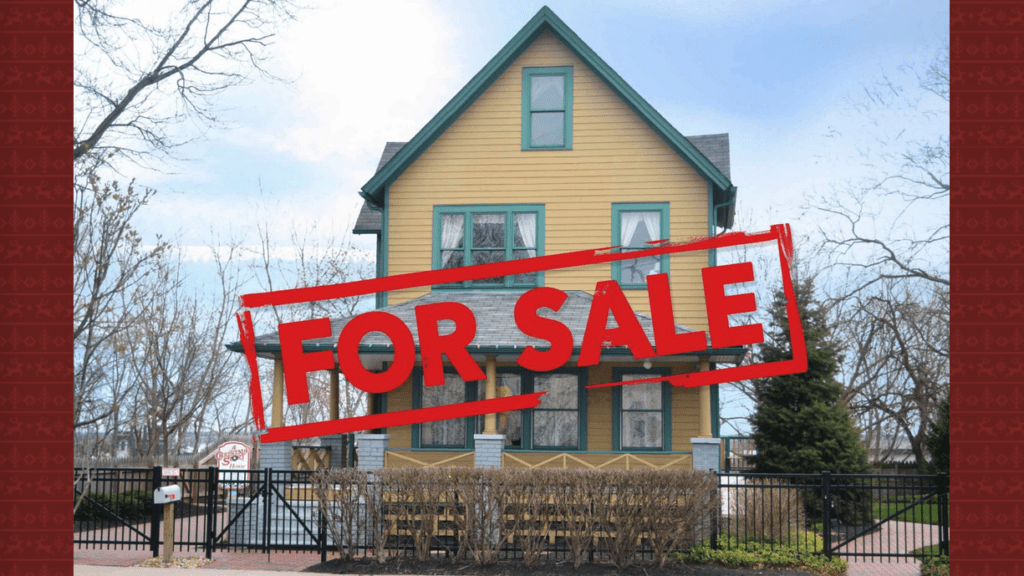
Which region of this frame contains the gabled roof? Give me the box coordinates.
[354,133,733,235]
[357,6,736,227]
[225,291,747,367]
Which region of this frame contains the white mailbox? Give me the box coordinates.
[154,485,181,504]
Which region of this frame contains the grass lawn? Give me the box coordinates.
[873,499,943,525]
[912,543,945,556]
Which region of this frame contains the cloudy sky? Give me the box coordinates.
[85,0,948,434]
[120,0,948,257]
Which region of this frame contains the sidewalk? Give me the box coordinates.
[74,548,332,572]
[74,567,319,576]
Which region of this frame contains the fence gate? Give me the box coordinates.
[210,469,329,561]
[821,472,950,561]
[717,471,949,563]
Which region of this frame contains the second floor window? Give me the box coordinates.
[612,202,669,289]
[434,204,544,289]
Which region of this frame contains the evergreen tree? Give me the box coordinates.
[923,398,950,474]
[751,276,870,476]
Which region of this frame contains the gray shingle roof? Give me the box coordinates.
[249,290,705,351]
[354,142,407,234]
[685,133,730,181]
[352,135,730,234]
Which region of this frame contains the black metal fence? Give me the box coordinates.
[718,471,949,561]
[74,466,333,562]
[75,466,949,564]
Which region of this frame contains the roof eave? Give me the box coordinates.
[225,341,748,365]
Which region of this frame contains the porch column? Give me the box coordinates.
[329,368,340,421]
[355,433,390,471]
[691,356,720,471]
[272,355,284,428]
[698,356,712,438]
[483,356,497,434]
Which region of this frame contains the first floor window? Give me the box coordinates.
[533,374,581,449]
[418,373,476,448]
[613,370,672,451]
[418,368,584,450]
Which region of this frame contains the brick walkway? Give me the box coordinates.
[843,520,940,576]
[74,547,335,572]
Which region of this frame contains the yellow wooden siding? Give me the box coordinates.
[386,30,711,330]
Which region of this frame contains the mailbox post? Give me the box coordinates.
[154,485,181,562]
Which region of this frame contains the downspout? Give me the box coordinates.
[707,185,737,440]
[708,185,738,267]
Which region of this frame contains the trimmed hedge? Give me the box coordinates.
[313,467,719,569]
[75,489,151,522]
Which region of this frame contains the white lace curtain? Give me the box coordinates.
[441,214,464,267]
[515,213,536,257]
[620,211,662,247]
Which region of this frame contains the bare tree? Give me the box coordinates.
[248,217,374,427]
[74,0,298,164]
[835,282,949,465]
[120,242,248,459]
[807,48,949,295]
[74,166,167,432]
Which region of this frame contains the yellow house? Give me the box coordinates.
[236,7,744,472]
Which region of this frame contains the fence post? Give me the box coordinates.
[263,468,272,555]
[938,473,949,556]
[206,466,218,559]
[151,465,163,558]
[821,471,832,560]
[319,497,328,564]
[710,469,719,550]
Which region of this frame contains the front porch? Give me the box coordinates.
[231,291,746,472]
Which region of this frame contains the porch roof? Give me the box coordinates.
[226,290,747,367]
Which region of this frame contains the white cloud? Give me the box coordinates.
[250,0,467,164]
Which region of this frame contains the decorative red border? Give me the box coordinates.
[0,1,74,574]
[951,2,1024,572]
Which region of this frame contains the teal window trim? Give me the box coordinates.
[412,367,479,450]
[522,66,573,151]
[611,202,670,289]
[432,204,545,290]
[611,367,672,452]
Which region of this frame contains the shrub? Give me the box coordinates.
[75,490,151,522]
[312,468,374,561]
[728,478,804,542]
[920,555,949,576]
[682,531,846,576]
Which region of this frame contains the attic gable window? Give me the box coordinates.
[433,204,545,289]
[522,67,573,150]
